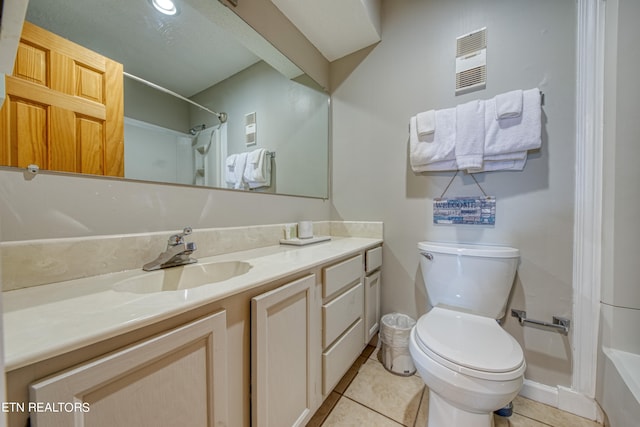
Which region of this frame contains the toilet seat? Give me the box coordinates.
[414,307,525,381]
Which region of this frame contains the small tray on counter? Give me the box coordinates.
[279,236,332,246]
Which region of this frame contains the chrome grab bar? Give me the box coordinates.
[511,309,570,335]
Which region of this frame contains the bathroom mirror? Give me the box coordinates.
[13,0,329,198]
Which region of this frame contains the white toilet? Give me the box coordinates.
[409,241,526,427]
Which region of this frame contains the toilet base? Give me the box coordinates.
[427,391,495,427]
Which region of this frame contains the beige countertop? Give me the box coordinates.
[2,237,382,371]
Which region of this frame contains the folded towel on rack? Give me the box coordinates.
[484,88,541,157]
[243,148,271,188]
[494,89,523,119]
[412,159,459,172]
[234,152,248,189]
[249,160,271,189]
[225,154,238,187]
[455,100,485,170]
[467,153,528,173]
[409,108,457,172]
[416,110,436,138]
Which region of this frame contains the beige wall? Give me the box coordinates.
[330,0,576,387]
[191,61,329,198]
[0,170,330,241]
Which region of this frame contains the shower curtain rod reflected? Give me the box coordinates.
[123,72,227,123]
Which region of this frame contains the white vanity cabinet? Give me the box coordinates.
[364,246,383,342]
[29,311,228,427]
[8,239,384,427]
[251,274,321,427]
[321,254,366,396]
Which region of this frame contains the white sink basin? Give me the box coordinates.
[113,261,252,293]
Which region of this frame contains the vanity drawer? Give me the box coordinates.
[365,246,382,273]
[322,318,364,395]
[323,254,362,300]
[322,282,364,348]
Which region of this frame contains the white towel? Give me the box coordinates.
[234,152,248,189]
[416,110,436,138]
[225,154,237,187]
[409,108,457,172]
[484,88,541,157]
[467,154,527,173]
[412,159,459,172]
[249,158,271,189]
[455,100,485,170]
[244,148,271,188]
[494,89,523,119]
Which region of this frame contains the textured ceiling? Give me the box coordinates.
[25,0,261,97]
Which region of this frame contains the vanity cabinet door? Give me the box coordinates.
[29,311,228,427]
[252,274,320,427]
[365,270,381,342]
[364,246,382,342]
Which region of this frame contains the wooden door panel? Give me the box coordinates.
[78,117,104,175]
[13,41,47,85]
[76,64,104,103]
[49,107,76,172]
[50,51,74,95]
[8,97,48,168]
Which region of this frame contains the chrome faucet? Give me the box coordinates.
[143,227,197,271]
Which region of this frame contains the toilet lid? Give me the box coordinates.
[415,307,524,375]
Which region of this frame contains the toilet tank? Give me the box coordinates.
[417,241,519,319]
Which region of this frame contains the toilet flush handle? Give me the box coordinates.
[420,251,434,260]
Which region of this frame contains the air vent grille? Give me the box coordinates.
[245,112,256,146]
[457,29,487,57]
[455,28,487,94]
[456,66,487,91]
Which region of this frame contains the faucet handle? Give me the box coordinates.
[168,226,193,246]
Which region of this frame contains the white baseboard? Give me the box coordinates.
[558,386,604,423]
[519,380,603,422]
[520,379,558,407]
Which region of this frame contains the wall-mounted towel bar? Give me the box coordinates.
[511,309,570,335]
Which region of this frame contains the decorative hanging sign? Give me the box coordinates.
[433,196,496,225]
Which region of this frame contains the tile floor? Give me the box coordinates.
[306,342,603,427]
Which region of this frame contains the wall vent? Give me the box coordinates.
[245,112,256,146]
[455,27,487,94]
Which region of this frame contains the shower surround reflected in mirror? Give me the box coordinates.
[9,0,329,198]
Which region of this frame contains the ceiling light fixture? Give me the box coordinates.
[151,0,178,16]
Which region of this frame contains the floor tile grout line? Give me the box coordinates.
[515,413,555,427]
[411,387,427,427]
[341,394,412,427]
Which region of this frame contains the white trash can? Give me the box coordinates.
[379,313,417,376]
